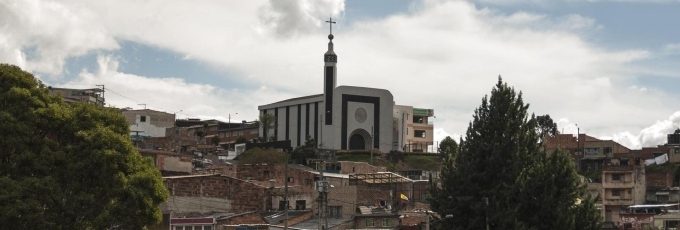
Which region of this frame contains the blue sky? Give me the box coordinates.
[2,0,679,148]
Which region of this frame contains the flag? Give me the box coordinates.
[400,194,409,201]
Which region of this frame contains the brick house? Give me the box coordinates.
[235,164,317,211]
[138,148,192,176]
[164,174,272,213]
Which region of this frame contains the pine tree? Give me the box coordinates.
[428,77,601,229]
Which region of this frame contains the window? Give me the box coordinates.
[263,170,270,178]
[612,189,621,196]
[584,148,599,155]
[414,130,426,138]
[657,194,670,202]
[329,206,342,218]
[382,218,390,227]
[204,227,212,230]
[163,213,170,226]
[140,116,147,122]
[279,200,289,210]
[296,200,306,210]
[667,220,680,228]
[612,174,623,181]
[175,226,183,230]
[623,223,632,229]
[352,166,355,172]
[305,179,312,185]
[288,177,294,183]
[675,148,680,154]
[603,147,612,154]
[365,218,375,227]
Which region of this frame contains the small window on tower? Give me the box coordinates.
[140,116,147,122]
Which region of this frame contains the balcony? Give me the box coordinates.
[603,165,634,172]
[603,198,634,206]
[603,180,634,189]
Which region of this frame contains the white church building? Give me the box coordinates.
[258,24,435,153]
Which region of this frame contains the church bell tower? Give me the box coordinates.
[324,18,337,125]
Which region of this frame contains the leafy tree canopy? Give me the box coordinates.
[0,64,168,229]
[257,113,277,141]
[235,135,250,144]
[536,114,559,140]
[438,136,458,158]
[211,135,221,146]
[428,77,600,230]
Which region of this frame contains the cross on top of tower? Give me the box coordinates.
[325,17,336,40]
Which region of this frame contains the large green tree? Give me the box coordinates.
[0,64,168,229]
[438,136,458,158]
[536,114,559,141]
[428,77,600,230]
[257,113,277,142]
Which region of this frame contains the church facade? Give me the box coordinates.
[258,30,434,153]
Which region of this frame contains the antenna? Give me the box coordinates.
[138,103,147,109]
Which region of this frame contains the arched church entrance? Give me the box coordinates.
[348,129,372,150]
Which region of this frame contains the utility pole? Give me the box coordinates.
[426,211,430,230]
[284,150,289,230]
[320,114,323,148]
[318,156,325,230]
[316,149,333,230]
[370,126,374,165]
[485,197,490,230]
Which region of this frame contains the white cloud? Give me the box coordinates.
[3,0,679,151]
[258,0,345,38]
[0,0,118,76]
[608,112,680,149]
[58,55,295,122]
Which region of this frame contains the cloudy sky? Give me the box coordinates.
[2,0,679,149]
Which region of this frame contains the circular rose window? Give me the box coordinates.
[355,108,367,123]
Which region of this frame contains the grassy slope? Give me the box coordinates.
[336,151,442,172]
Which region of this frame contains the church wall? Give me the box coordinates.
[289,105,299,148]
[332,86,394,153]
[347,102,375,149]
[277,107,286,141]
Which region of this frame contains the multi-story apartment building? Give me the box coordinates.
[545,133,630,172]
[218,122,260,150]
[122,109,176,138]
[394,105,435,152]
[601,156,646,228]
[47,86,105,106]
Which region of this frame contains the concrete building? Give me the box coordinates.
[394,105,435,152]
[602,156,646,228]
[257,30,434,153]
[123,109,176,138]
[545,133,631,172]
[47,86,105,106]
[138,148,193,176]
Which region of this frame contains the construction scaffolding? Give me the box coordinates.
[349,172,429,212]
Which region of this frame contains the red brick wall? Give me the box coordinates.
[646,172,673,188]
[165,175,271,212]
[236,164,316,193]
